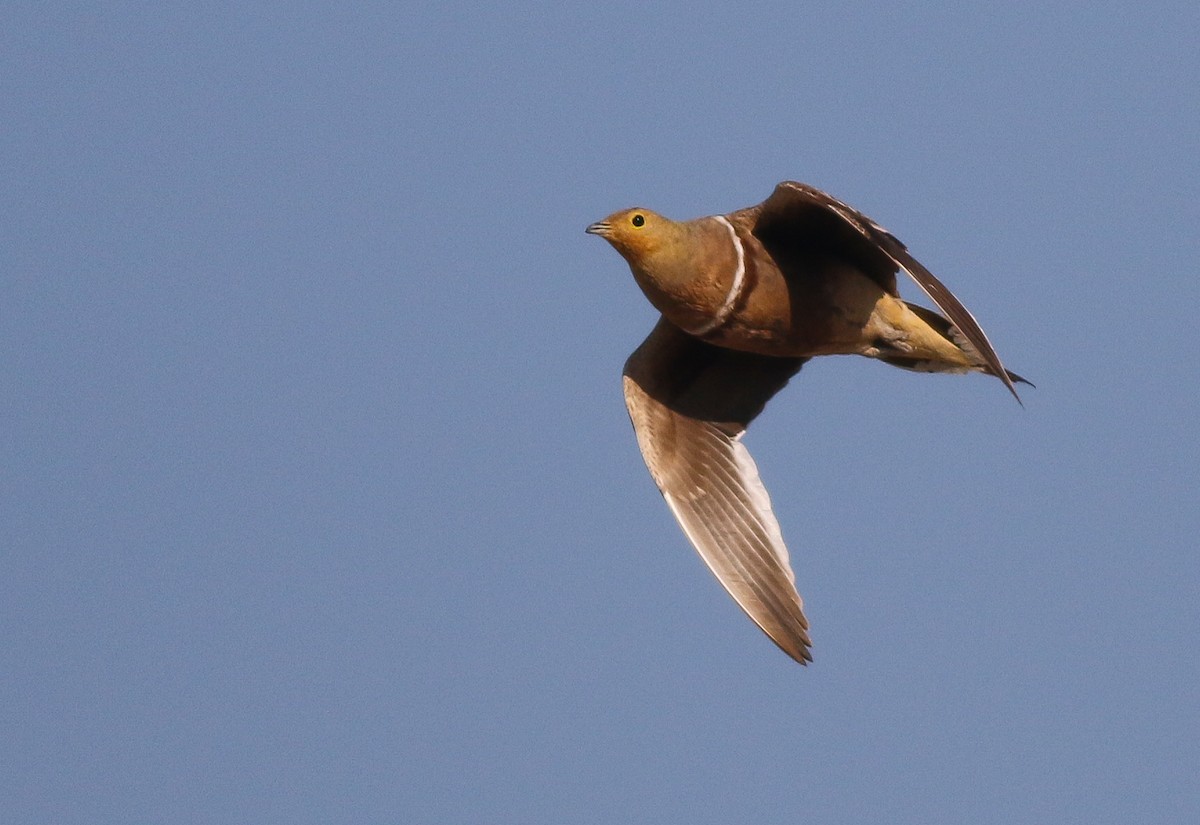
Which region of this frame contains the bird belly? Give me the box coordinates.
[707,260,887,358]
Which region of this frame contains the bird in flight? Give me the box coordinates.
[586,181,1027,664]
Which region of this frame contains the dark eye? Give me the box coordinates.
[631,214,645,227]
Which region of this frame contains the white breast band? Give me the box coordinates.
[689,215,747,337]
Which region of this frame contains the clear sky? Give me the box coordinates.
[3,3,1198,823]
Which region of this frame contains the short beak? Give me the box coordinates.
[585,221,611,237]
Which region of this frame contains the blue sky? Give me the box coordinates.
[3,3,1198,823]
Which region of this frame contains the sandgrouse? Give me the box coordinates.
[586,180,1027,664]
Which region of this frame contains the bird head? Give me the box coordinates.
[585,208,678,267]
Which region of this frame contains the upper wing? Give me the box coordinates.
[622,318,813,664]
[756,181,1021,401]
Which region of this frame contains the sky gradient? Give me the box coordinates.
[3,3,1198,823]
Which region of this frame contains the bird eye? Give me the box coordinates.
[631,214,645,227]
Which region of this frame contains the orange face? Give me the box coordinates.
[585,208,669,263]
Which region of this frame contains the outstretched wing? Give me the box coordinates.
[623,318,813,664]
[756,180,1021,401]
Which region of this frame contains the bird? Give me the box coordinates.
[586,180,1028,664]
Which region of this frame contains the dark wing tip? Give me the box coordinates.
[785,637,814,665]
[999,370,1032,407]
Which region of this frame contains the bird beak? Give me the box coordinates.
[585,221,611,237]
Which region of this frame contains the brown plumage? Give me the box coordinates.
[587,181,1028,664]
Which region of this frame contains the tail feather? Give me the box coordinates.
[876,300,1031,387]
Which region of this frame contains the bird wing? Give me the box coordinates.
[622,317,813,663]
[757,180,1020,401]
